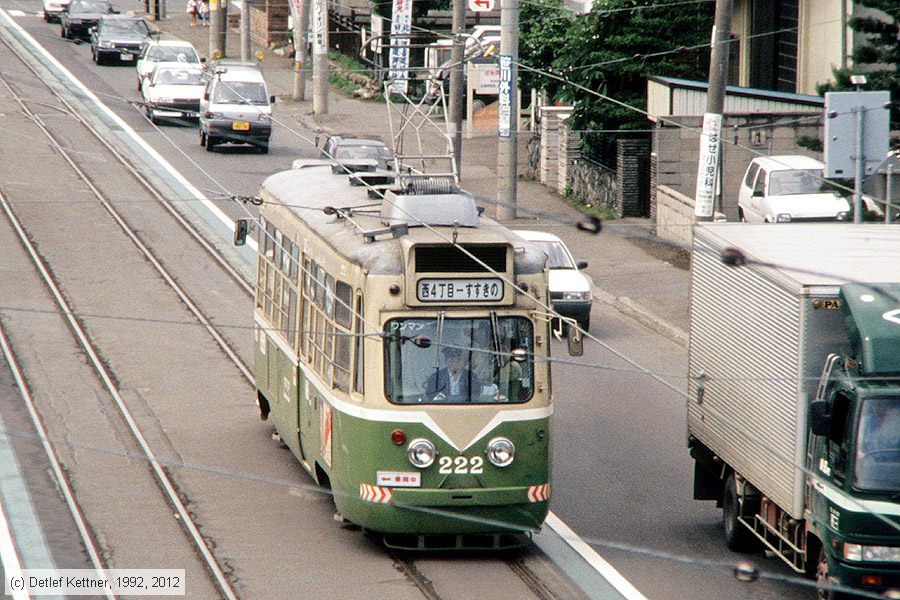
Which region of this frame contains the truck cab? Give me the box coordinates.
[807,283,900,596]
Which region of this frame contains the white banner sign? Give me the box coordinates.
[313,0,327,56]
[497,55,512,138]
[388,0,413,95]
[694,112,722,217]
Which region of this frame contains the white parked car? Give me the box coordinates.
[514,230,593,332]
[737,155,850,223]
[140,63,206,125]
[42,0,72,22]
[135,39,202,91]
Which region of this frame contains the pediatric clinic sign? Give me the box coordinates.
[388,0,413,95]
[694,112,722,217]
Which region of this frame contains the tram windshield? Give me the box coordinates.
[384,316,534,404]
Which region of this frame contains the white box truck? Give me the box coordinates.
[687,223,900,598]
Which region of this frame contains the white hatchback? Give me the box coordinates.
[514,230,593,331]
[135,39,202,91]
[737,155,850,223]
[140,63,206,124]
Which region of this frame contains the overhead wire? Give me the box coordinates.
[5,3,900,584]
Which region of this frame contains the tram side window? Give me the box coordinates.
[332,281,353,392]
[323,274,335,383]
[302,258,314,358]
[353,295,364,394]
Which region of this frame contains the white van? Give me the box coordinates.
[199,60,274,153]
[737,155,850,223]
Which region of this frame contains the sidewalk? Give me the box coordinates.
[153,13,690,344]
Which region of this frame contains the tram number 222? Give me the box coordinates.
[439,456,484,474]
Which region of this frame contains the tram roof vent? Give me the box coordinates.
[380,189,479,228]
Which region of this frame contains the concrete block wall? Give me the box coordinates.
[655,184,695,248]
[652,113,823,221]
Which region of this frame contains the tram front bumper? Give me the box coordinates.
[390,485,546,506]
[342,484,551,535]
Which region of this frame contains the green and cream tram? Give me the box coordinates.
[248,161,565,549]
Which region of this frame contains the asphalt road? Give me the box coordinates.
[0,3,820,598]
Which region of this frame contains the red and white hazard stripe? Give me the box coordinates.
[526,483,550,503]
[360,483,393,504]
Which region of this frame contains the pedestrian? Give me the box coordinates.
[199,0,209,26]
[186,0,198,26]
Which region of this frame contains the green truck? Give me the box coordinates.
[687,224,900,598]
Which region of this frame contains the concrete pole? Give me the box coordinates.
[312,0,328,114]
[853,105,865,223]
[240,0,251,62]
[693,0,733,220]
[448,0,465,179]
[292,0,309,100]
[218,0,228,56]
[496,0,518,220]
[886,163,894,224]
[209,0,220,58]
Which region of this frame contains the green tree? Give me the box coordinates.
[519,0,575,96]
[819,1,898,130]
[547,0,714,163]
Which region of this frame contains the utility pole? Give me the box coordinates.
[240,0,252,62]
[292,0,309,100]
[312,0,328,114]
[209,0,227,58]
[496,0,518,220]
[448,0,465,178]
[693,0,733,220]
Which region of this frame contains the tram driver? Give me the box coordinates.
[424,346,482,402]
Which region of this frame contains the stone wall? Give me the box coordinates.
[616,138,649,217]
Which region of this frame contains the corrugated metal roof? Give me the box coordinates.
[648,76,824,106]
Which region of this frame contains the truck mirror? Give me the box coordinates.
[567,323,583,356]
[809,400,831,436]
[234,218,250,246]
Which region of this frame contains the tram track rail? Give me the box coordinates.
[0,47,242,600]
[0,19,579,600]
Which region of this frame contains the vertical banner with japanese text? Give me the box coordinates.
[498,55,512,138]
[694,112,722,217]
[388,0,413,95]
[313,0,327,56]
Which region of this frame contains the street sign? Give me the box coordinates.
[468,0,495,11]
[824,91,890,178]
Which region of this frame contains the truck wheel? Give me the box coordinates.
[815,546,850,600]
[722,474,759,552]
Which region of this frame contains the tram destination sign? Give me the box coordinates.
[417,278,503,302]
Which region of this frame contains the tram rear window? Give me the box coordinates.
[383,317,534,405]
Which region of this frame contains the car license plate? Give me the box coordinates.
[232,121,250,131]
[183,111,199,118]
[416,278,503,302]
[120,52,133,61]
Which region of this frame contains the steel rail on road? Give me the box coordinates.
[0,325,114,600]
[0,73,241,600]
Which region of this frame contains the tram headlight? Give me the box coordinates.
[486,437,515,467]
[406,438,436,468]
